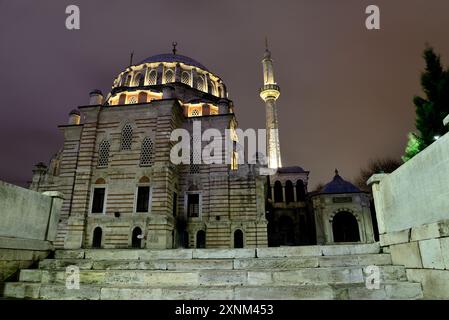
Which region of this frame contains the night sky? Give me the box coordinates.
[1,0,449,188]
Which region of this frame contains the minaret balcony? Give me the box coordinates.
[260,84,280,101]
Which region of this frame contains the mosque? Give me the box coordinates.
[29,44,375,250]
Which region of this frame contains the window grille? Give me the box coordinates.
[196,76,205,91]
[128,96,138,104]
[148,70,157,85]
[165,69,174,83]
[120,124,133,150]
[98,140,110,167]
[140,137,155,166]
[191,109,200,117]
[181,71,191,85]
[190,131,201,174]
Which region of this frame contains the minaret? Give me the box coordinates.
[260,39,282,169]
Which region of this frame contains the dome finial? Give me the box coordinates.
[335,168,339,176]
[129,51,134,67]
[264,36,271,59]
[172,41,178,55]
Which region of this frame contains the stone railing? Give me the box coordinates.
[368,117,449,299]
[0,181,63,281]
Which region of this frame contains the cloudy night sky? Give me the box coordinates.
[1,0,449,188]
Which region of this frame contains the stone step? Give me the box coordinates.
[1,282,423,300]
[38,254,392,271]
[18,265,406,287]
[53,243,381,261]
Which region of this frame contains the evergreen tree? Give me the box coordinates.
[403,46,449,161]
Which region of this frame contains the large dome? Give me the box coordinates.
[138,53,209,72]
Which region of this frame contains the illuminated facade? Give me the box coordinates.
[30,47,374,249]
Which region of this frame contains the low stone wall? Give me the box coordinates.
[369,129,449,299]
[0,181,63,281]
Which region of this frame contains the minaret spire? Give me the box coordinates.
[260,38,282,169]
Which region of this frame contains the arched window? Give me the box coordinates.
[148,70,157,85]
[98,140,110,167]
[165,69,174,83]
[196,230,206,248]
[181,71,191,85]
[131,227,142,248]
[138,92,148,103]
[124,74,132,86]
[274,181,283,203]
[92,227,102,248]
[285,180,294,204]
[120,124,133,151]
[234,229,244,248]
[134,73,144,86]
[332,212,360,242]
[118,94,126,105]
[140,137,154,166]
[196,76,205,91]
[296,180,306,202]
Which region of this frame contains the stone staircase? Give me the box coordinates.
[0,243,423,300]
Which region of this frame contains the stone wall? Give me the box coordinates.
[369,129,449,299]
[0,181,63,281]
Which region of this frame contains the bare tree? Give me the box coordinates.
[355,158,402,192]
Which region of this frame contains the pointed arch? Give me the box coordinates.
[147,69,157,85]
[165,69,174,83]
[120,124,133,151]
[181,71,191,85]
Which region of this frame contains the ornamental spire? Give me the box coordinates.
[172,41,178,55]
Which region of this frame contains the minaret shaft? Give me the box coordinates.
[260,45,282,169]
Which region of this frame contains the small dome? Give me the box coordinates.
[139,53,209,71]
[69,109,80,116]
[89,89,103,95]
[320,170,361,194]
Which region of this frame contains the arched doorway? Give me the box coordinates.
[131,227,142,248]
[183,231,189,248]
[332,211,360,242]
[234,229,244,248]
[278,215,295,246]
[196,230,206,248]
[92,227,102,248]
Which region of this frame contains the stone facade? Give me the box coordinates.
[29,51,374,251]
[30,53,268,250]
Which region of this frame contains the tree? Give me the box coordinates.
[355,158,402,191]
[403,46,449,161]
